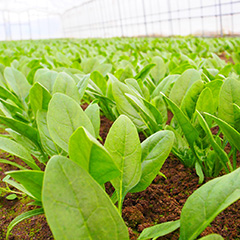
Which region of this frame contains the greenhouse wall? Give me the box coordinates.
[0,0,240,40]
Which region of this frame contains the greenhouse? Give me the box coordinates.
[0,0,240,239]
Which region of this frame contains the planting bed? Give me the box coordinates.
[0,115,239,239]
[0,37,240,240]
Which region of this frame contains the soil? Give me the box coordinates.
[218,52,235,64]
[0,115,240,239]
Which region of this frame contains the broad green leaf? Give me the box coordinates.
[95,63,112,77]
[81,57,100,73]
[105,115,141,209]
[42,156,129,240]
[0,116,40,148]
[37,110,60,156]
[34,69,58,94]
[115,66,133,82]
[205,112,240,151]
[6,208,44,240]
[0,86,22,108]
[0,137,39,170]
[204,80,223,111]
[125,78,145,98]
[47,93,95,152]
[180,80,204,119]
[125,93,160,134]
[150,56,166,84]
[6,170,43,200]
[197,111,230,173]
[138,220,180,240]
[29,82,52,116]
[0,159,26,170]
[134,63,156,81]
[218,77,240,132]
[53,72,80,102]
[76,74,90,100]
[198,234,224,240]
[69,127,120,184]
[163,94,199,148]
[196,87,214,114]
[169,69,201,106]
[131,130,174,193]
[151,75,179,99]
[90,71,107,95]
[85,103,100,138]
[4,67,31,101]
[179,168,240,240]
[112,78,145,130]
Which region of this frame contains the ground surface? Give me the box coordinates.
[0,114,240,239]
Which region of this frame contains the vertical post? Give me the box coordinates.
[142,0,148,36]
[200,0,204,37]
[167,0,173,36]
[117,0,124,36]
[218,0,223,37]
[27,10,32,40]
[99,0,106,37]
[3,11,8,40]
[18,13,22,40]
[7,11,12,40]
[188,0,192,35]
[230,0,234,35]
[157,0,161,36]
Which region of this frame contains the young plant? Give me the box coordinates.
[138,167,240,240]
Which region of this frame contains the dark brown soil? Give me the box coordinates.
[218,52,235,64]
[0,116,239,239]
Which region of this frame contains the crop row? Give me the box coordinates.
[0,37,240,239]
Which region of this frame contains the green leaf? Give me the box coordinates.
[151,75,179,99]
[6,208,44,240]
[0,159,26,170]
[204,112,240,152]
[169,69,201,106]
[90,71,107,95]
[112,77,145,130]
[138,220,180,240]
[131,130,174,193]
[197,111,230,173]
[76,74,90,100]
[204,80,223,112]
[53,72,80,102]
[198,234,224,240]
[34,69,58,94]
[0,116,41,149]
[179,168,240,240]
[29,82,52,116]
[134,63,156,81]
[4,67,31,101]
[6,170,43,200]
[0,137,39,170]
[105,115,141,210]
[0,86,22,108]
[37,110,60,156]
[85,103,100,138]
[125,93,160,134]
[69,127,120,185]
[42,156,129,240]
[47,93,95,152]
[150,56,166,84]
[218,77,240,132]
[6,194,17,200]
[180,80,204,120]
[162,94,199,148]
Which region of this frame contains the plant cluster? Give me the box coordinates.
[0,37,240,239]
